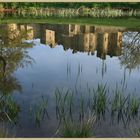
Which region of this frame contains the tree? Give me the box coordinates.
[119,32,140,71]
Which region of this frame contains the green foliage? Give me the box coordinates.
[55,88,74,120]
[0,126,15,137]
[0,128,8,138]
[0,2,140,9]
[60,113,96,137]
[0,96,20,123]
[0,3,140,19]
[92,84,107,117]
[128,96,140,117]
[111,89,128,119]
[30,96,49,126]
[1,7,140,18]
[135,128,140,137]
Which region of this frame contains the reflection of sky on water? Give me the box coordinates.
[1,23,140,137]
[11,39,140,137]
[14,39,140,105]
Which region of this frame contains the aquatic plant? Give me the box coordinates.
[60,113,96,137]
[55,88,74,121]
[0,96,20,123]
[111,88,128,120]
[79,95,85,121]
[54,83,140,125]
[25,82,140,137]
[0,128,9,138]
[66,61,71,78]
[128,95,140,117]
[92,84,107,117]
[0,125,15,138]
[134,127,140,137]
[75,62,83,86]
[32,96,49,126]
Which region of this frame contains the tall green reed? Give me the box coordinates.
[92,84,107,118]
[60,112,96,137]
[30,95,49,126]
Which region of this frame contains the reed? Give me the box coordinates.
[76,63,83,85]
[135,128,140,137]
[92,84,107,117]
[110,87,133,127]
[32,96,49,126]
[0,128,9,138]
[111,88,127,119]
[55,88,72,120]
[0,96,20,123]
[25,82,140,137]
[79,95,85,121]
[60,113,96,137]
[0,125,15,138]
[66,61,71,78]
[54,84,140,125]
[128,95,140,117]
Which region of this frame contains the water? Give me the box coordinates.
[0,23,140,137]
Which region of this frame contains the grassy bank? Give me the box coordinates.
[0,17,140,28]
[1,3,140,9]
[1,7,140,19]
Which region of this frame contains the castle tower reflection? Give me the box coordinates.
[40,24,124,59]
[1,23,125,60]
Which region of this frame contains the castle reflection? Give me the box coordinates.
[41,24,123,60]
[1,23,139,60]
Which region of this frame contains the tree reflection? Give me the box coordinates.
[0,24,34,123]
[119,32,140,71]
[0,24,34,94]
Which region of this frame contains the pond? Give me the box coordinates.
[0,23,140,137]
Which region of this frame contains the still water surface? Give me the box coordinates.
[0,23,140,137]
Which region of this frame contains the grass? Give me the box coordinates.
[76,63,83,85]
[0,133,7,138]
[0,83,138,137]
[0,96,20,123]
[0,126,15,138]
[60,113,96,138]
[54,84,140,128]
[135,128,140,137]
[53,84,140,125]
[1,83,139,137]
[1,7,140,19]
[128,95,140,117]
[0,128,9,138]
[111,89,127,115]
[66,61,71,78]
[55,88,74,121]
[30,96,49,126]
[111,88,128,125]
[92,84,107,117]
[0,17,140,28]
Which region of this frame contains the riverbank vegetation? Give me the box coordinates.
[0,2,139,28]
[27,83,140,137]
[0,2,140,9]
[0,3,140,19]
